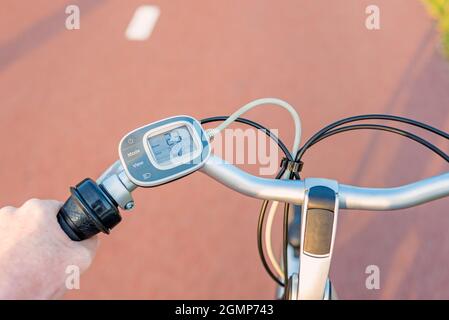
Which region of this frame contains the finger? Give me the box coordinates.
[76,236,100,272]
[23,199,63,210]
[51,286,68,300]
[81,235,100,252]
[0,206,16,214]
[43,200,64,214]
[22,198,41,208]
[31,199,63,216]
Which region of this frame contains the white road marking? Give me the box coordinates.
[125,5,160,41]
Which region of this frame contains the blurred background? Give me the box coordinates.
[1,0,449,299]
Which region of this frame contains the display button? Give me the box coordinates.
[142,173,152,180]
[125,147,142,161]
[131,160,144,169]
[125,135,137,146]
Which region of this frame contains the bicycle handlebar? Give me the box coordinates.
[201,155,449,211]
[57,154,449,241]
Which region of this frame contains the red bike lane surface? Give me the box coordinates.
[0,0,449,299]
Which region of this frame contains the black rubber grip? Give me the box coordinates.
[57,212,82,241]
[57,178,122,241]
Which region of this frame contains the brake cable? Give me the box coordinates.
[295,114,449,162]
[259,118,449,288]
[205,113,449,290]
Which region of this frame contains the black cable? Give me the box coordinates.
[256,169,288,286]
[300,124,449,163]
[295,114,449,161]
[258,122,449,288]
[201,116,293,161]
[204,114,449,289]
[257,200,284,287]
[201,116,293,286]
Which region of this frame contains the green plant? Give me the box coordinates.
[423,0,449,58]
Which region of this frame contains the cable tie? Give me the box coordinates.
[280,157,304,173]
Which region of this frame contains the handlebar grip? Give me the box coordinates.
[57,178,122,241]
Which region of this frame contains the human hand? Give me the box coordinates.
[0,199,99,299]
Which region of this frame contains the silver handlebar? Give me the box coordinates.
[339,172,449,210]
[200,155,449,211]
[200,156,306,205]
[100,155,449,212]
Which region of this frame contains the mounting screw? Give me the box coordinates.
[124,202,135,210]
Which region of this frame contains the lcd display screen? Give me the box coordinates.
[148,125,197,167]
